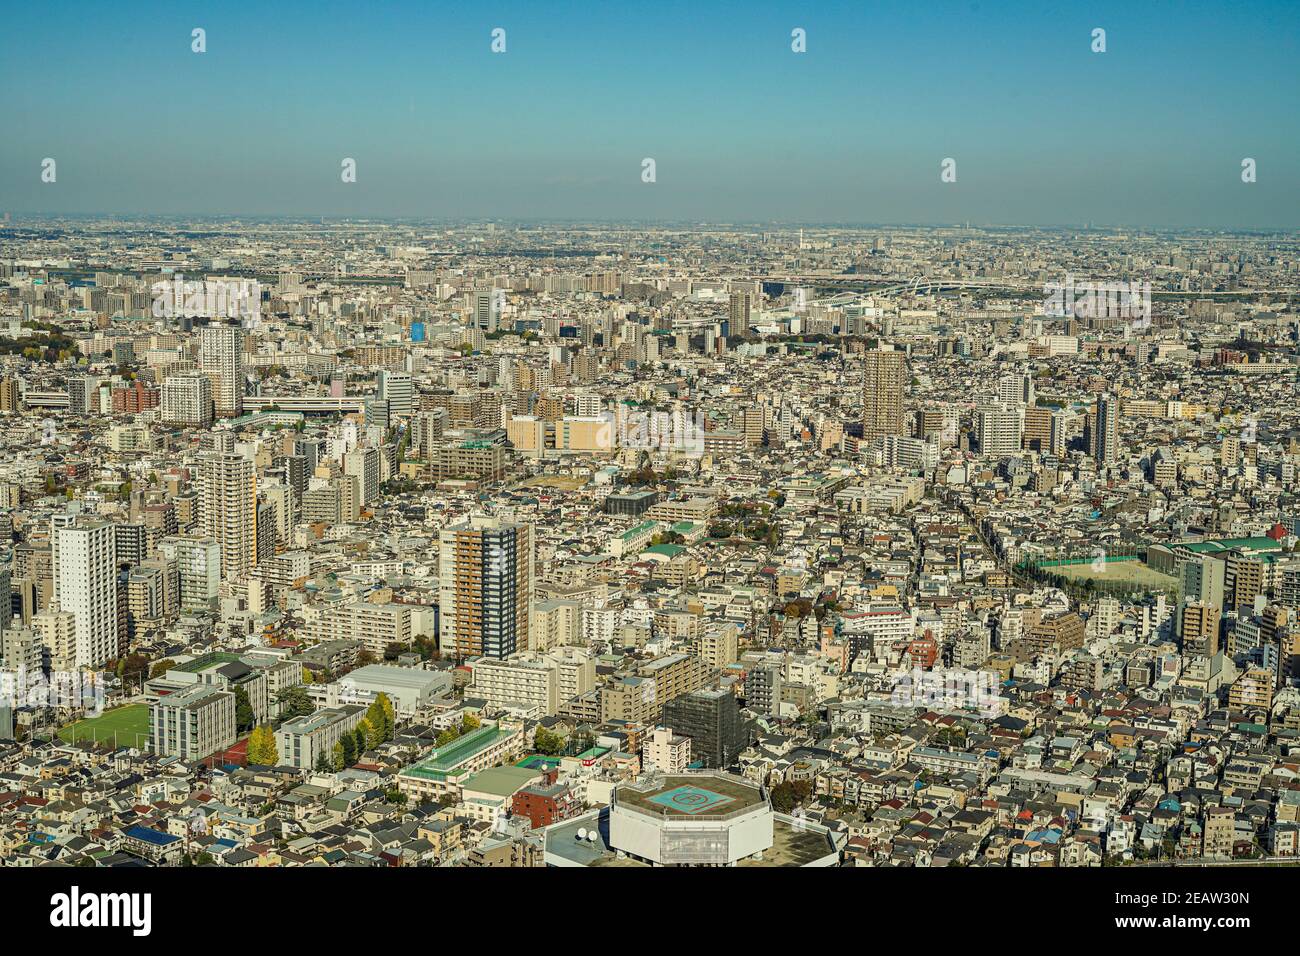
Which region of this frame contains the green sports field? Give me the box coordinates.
[58,703,150,747]
[1052,561,1178,590]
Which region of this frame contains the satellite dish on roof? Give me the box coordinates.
[587,831,597,842]
[576,828,588,841]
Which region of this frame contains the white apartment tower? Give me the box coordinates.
[198,454,258,582]
[975,404,1026,458]
[199,323,244,417]
[161,372,213,426]
[54,520,118,668]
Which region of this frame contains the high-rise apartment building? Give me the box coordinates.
[54,520,119,668]
[197,454,258,582]
[439,516,534,660]
[1178,601,1220,657]
[1094,392,1119,470]
[161,373,213,426]
[0,377,20,412]
[862,346,906,444]
[157,536,221,610]
[1181,554,1227,610]
[998,372,1035,407]
[975,404,1025,458]
[728,292,751,331]
[199,323,244,417]
[343,447,381,506]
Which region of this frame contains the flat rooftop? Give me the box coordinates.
[462,765,542,798]
[280,705,362,735]
[344,664,446,690]
[174,652,243,673]
[547,807,839,867]
[741,817,839,867]
[401,723,513,782]
[547,809,647,867]
[615,773,766,819]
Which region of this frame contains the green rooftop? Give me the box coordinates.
[400,723,513,782]
[622,521,658,541]
[461,766,543,797]
[1173,536,1281,554]
[643,543,686,558]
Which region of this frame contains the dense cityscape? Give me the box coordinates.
[0,217,1297,872]
[3,16,1300,945]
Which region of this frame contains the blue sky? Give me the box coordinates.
[1,0,1297,226]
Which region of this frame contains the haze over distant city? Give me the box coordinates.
[2,0,1298,228]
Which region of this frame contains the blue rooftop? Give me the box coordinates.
[123,825,180,846]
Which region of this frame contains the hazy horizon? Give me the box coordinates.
[3,0,1298,229]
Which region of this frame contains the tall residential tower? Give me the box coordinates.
[439,516,533,660]
[862,346,906,444]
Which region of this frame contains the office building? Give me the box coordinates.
[377,369,414,418]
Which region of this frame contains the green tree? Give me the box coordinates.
[341,733,357,767]
[112,653,150,691]
[353,723,370,759]
[148,659,177,680]
[534,726,567,756]
[314,751,334,773]
[233,686,255,733]
[275,685,315,720]
[332,741,346,771]
[363,713,384,750]
[769,780,812,813]
[365,697,393,746]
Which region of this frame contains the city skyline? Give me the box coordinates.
[2,0,1299,923]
